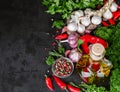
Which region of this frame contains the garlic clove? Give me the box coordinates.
[84,8,92,15]
[67,22,77,32]
[110,2,118,12]
[74,10,84,17]
[77,24,85,34]
[81,17,91,26]
[103,9,113,20]
[91,15,102,25]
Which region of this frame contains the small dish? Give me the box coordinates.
[52,57,74,78]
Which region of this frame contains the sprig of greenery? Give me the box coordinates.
[70,82,108,92]
[110,68,120,92]
[105,23,120,68]
[46,55,55,65]
[46,43,65,65]
[52,20,64,29]
[94,26,113,41]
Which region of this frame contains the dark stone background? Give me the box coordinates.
[0,0,120,92]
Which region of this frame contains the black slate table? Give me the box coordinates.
[0,0,120,92]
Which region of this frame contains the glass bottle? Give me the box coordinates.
[76,43,112,84]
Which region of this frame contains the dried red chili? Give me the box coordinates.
[67,84,81,92]
[45,75,54,91]
[55,33,68,40]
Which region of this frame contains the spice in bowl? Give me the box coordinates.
[52,57,74,78]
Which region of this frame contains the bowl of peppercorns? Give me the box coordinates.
[52,57,74,78]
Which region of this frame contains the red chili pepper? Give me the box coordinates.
[79,35,108,54]
[67,84,81,92]
[84,35,108,48]
[45,75,54,91]
[55,33,68,40]
[81,42,89,54]
[83,68,89,83]
[83,77,88,83]
[91,62,100,72]
[108,18,116,25]
[83,67,89,72]
[112,11,120,20]
[53,75,67,90]
[102,21,109,27]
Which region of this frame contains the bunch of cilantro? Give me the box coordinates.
[42,0,103,29]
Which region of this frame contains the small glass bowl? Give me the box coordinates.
[52,57,74,78]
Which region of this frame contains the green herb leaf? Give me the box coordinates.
[110,68,120,92]
[105,23,120,68]
[94,26,113,41]
[77,39,83,52]
[52,20,64,29]
[58,43,65,54]
[49,51,63,57]
[46,55,55,65]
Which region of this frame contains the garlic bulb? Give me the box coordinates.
[67,22,77,32]
[103,9,113,20]
[69,49,82,62]
[77,24,85,34]
[110,2,118,12]
[91,15,102,25]
[74,10,84,17]
[81,16,91,26]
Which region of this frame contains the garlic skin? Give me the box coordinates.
[91,15,102,25]
[77,24,85,34]
[103,9,113,20]
[67,22,77,32]
[81,17,91,26]
[110,2,118,12]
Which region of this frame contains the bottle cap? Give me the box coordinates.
[91,43,105,56]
